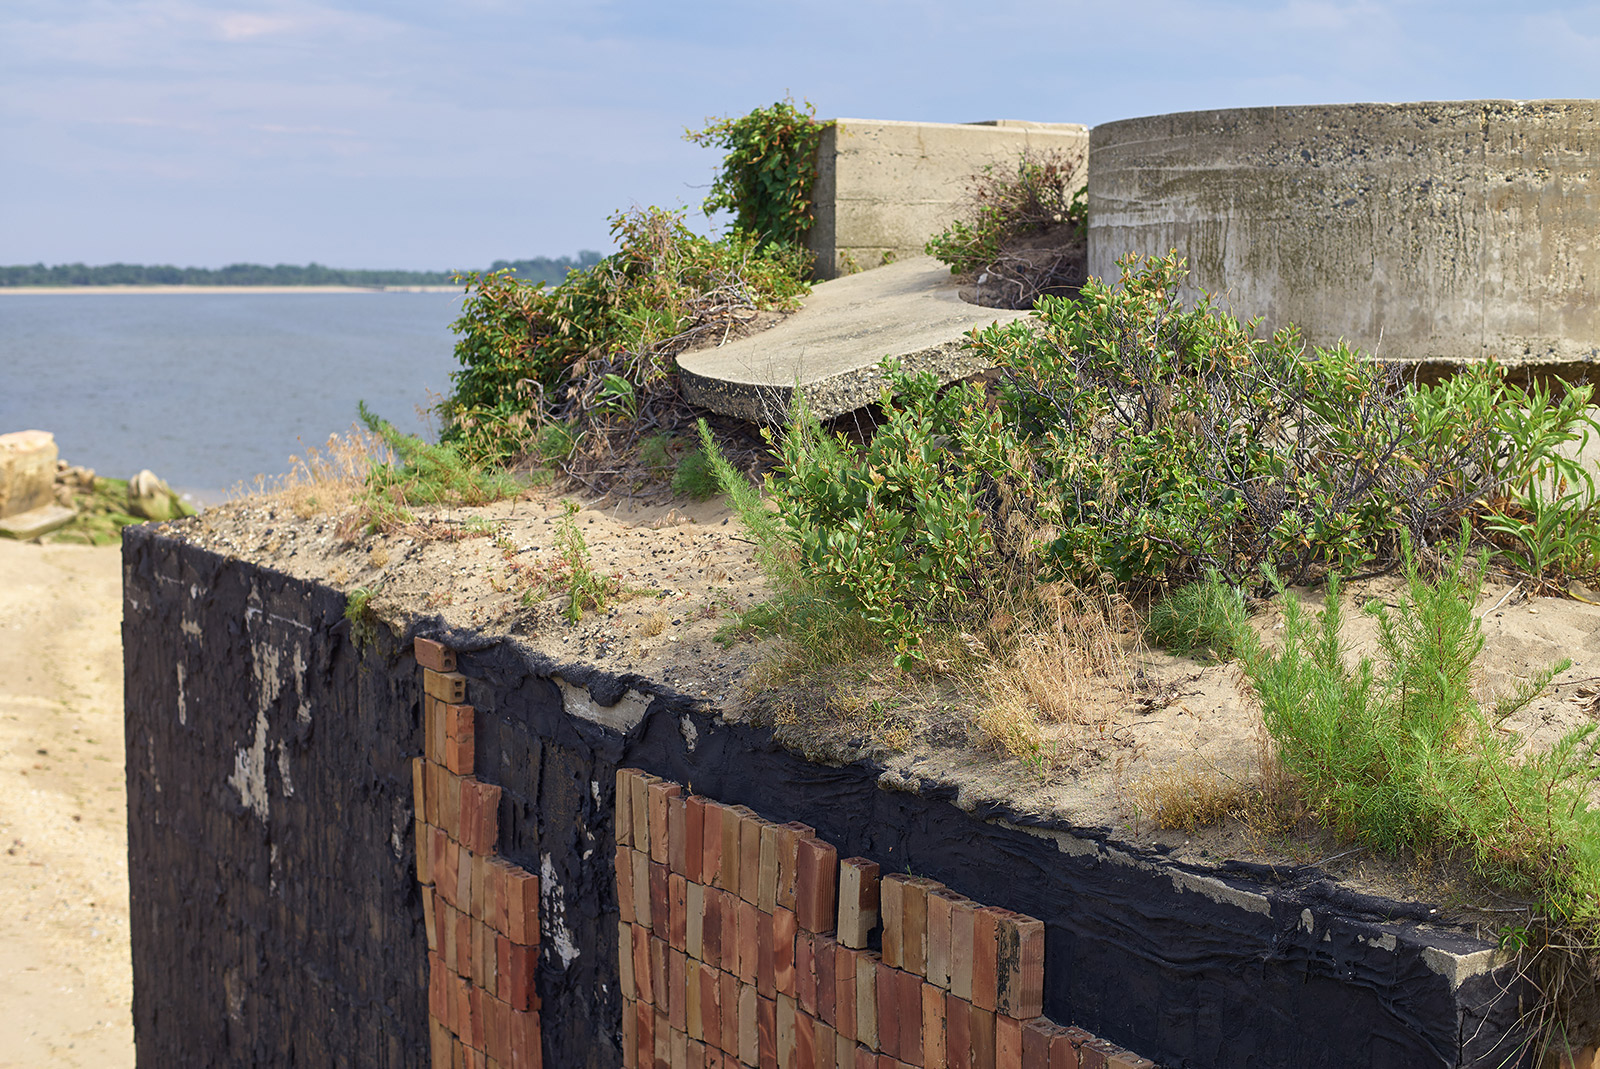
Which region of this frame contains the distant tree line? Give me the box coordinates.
[0,252,605,288]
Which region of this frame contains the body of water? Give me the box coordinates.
[0,291,465,501]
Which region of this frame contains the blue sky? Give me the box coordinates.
[4,1,1598,270]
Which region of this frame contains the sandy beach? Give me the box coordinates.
[0,541,132,1067]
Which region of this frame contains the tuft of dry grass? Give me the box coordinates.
[234,425,392,519]
[967,582,1144,761]
[1129,760,1255,833]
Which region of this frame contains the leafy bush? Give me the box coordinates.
[686,99,833,250]
[442,207,810,463]
[925,148,1085,274]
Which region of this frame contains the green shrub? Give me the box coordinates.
[671,447,719,500]
[355,402,524,529]
[1146,574,1247,660]
[442,207,811,461]
[686,99,833,250]
[925,149,1086,275]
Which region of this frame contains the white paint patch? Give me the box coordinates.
[292,645,312,723]
[554,677,651,733]
[1422,945,1511,988]
[540,853,580,968]
[590,780,602,804]
[1360,932,1398,952]
[275,741,295,797]
[176,663,187,725]
[680,715,699,752]
[229,709,270,820]
[181,614,203,639]
[1299,909,1314,935]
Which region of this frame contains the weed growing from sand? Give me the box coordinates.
[344,585,382,651]
[234,424,392,520]
[350,402,525,533]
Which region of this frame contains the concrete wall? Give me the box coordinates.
[1087,101,1600,368]
[809,119,1088,279]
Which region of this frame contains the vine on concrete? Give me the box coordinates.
[686,98,833,250]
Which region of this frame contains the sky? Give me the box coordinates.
[4,1,1599,271]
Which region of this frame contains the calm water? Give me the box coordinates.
[0,291,463,501]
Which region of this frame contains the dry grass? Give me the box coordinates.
[1129,760,1256,833]
[967,583,1144,761]
[233,425,392,519]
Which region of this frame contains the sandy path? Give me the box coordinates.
[0,541,133,1066]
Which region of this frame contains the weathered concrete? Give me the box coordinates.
[0,504,77,541]
[810,118,1088,279]
[0,430,58,518]
[676,255,1030,422]
[1088,101,1600,369]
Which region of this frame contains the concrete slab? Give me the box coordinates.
[0,430,58,518]
[0,504,77,541]
[675,256,1030,423]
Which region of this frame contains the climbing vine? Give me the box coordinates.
[686,99,833,250]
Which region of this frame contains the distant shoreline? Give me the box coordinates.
[0,284,463,295]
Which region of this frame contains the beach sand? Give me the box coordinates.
[0,541,132,1067]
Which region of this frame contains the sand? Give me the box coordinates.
[0,541,133,1067]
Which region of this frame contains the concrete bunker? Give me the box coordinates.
[1087,100,1600,372]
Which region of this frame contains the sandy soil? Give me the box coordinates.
[0,541,133,1067]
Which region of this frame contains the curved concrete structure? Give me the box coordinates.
[1088,101,1600,367]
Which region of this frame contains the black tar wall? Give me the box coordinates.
[123,527,1526,1068]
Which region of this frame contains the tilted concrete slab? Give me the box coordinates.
[0,504,76,540]
[675,255,1031,423]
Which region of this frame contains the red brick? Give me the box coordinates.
[757,822,782,913]
[687,881,706,961]
[895,969,922,1065]
[423,887,439,953]
[854,952,878,1051]
[468,780,502,853]
[622,998,638,1068]
[428,952,449,1019]
[416,636,458,672]
[837,859,880,950]
[833,947,858,1041]
[487,858,511,934]
[456,842,473,909]
[902,879,933,977]
[647,780,682,866]
[687,1038,707,1069]
[995,1014,1022,1069]
[668,791,689,877]
[684,795,706,884]
[880,875,906,969]
[507,867,539,947]
[795,1006,816,1069]
[969,1007,995,1069]
[994,912,1044,1021]
[424,668,468,704]
[438,900,456,971]
[946,994,971,1069]
[630,773,655,859]
[739,811,766,905]
[618,845,637,925]
[689,959,707,1039]
[720,971,740,1057]
[633,850,653,932]
[720,805,749,897]
[650,863,671,945]
[466,983,487,1050]
[437,838,460,908]
[948,898,977,1000]
[1076,1038,1108,1069]
[758,995,777,1069]
[487,995,510,1065]
[637,1002,656,1069]
[773,907,798,997]
[1106,1050,1156,1069]
[670,948,688,1032]
[922,983,947,1069]
[757,908,777,998]
[651,938,669,1017]
[412,756,429,817]
[971,908,1002,1013]
[794,837,838,935]
[736,898,761,984]
[456,910,472,977]
[444,700,475,742]
[873,960,897,1057]
[670,873,689,951]
[855,1049,875,1069]
[671,1028,688,1069]
[445,733,474,778]
[632,924,654,1005]
[814,934,837,1028]
[511,1007,543,1069]
[1020,1020,1052,1069]
[701,887,724,969]
[700,801,726,888]
[813,1022,837,1069]
[506,942,537,1011]
[430,1018,452,1068]
[775,822,814,913]
[616,768,637,848]
[796,931,818,1015]
[700,961,722,1051]
[416,819,433,884]
[426,698,448,766]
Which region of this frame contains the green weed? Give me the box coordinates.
[353,402,525,531]
[548,500,620,624]
[671,446,720,500]
[345,585,382,650]
[1146,574,1248,660]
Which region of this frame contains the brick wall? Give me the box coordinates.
[613,768,1155,1069]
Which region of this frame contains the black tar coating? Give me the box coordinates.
[124,525,1531,1068]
